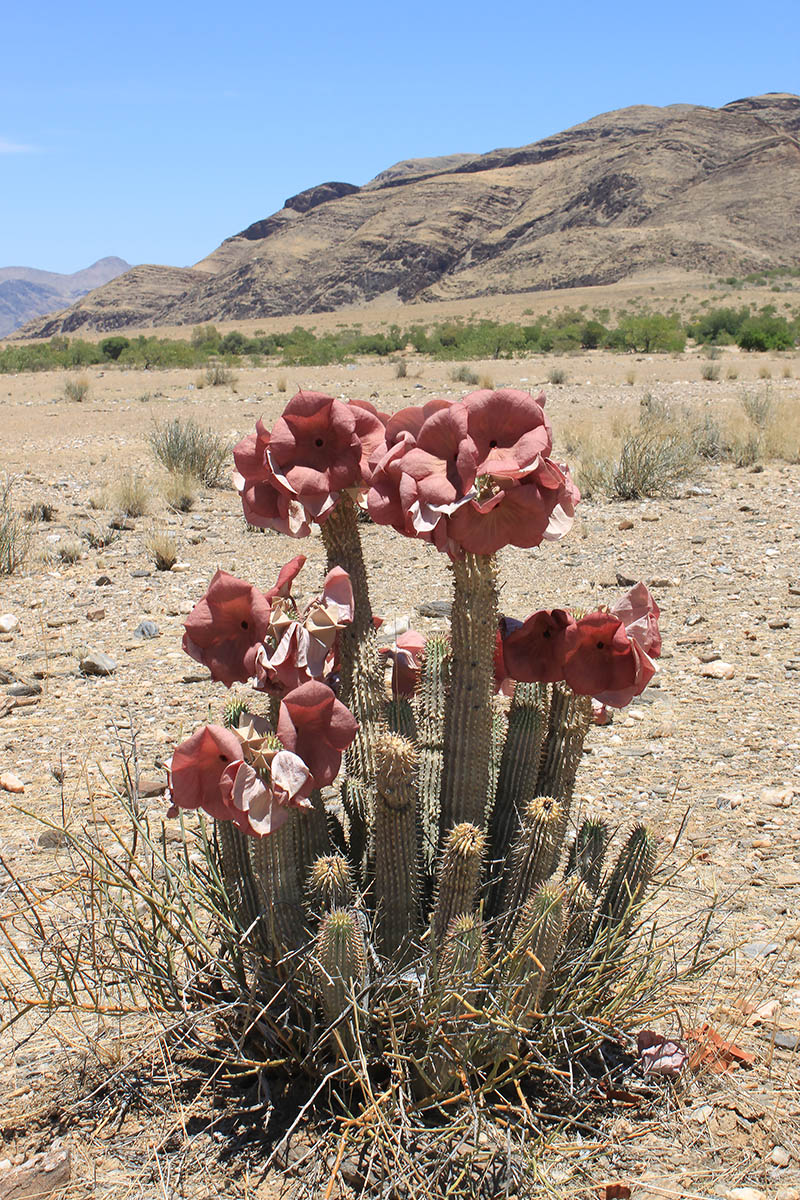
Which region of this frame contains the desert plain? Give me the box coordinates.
[0,294,799,1199]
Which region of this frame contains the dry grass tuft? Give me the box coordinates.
[204,362,236,387]
[162,470,198,512]
[547,367,567,385]
[0,479,30,575]
[63,375,90,403]
[146,528,178,571]
[112,473,149,518]
[56,538,84,564]
[276,374,288,392]
[451,365,479,386]
[149,418,229,486]
[478,372,494,389]
[23,500,57,523]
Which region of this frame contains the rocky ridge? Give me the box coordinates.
[15,93,800,336]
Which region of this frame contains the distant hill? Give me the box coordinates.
[15,93,800,338]
[0,257,129,337]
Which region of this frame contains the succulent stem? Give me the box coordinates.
[374,732,420,960]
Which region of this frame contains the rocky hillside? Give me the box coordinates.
[0,257,129,337]
[17,94,800,336]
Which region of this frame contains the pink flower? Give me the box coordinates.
[256,567,354,695]
[267,391,363,519]
[167,724,244,821]
[182,570,272,687]
[379,630,426,696]
[219,751,313,837]
[637,1031,687,1078]
[399,402,478,512]
[349,399,388,486]
[463,388,552,478]
[445,460,578,556]
[233,423,313,537]
[610,582,662,658]
[563,611,656,708]
[502,608,575,684]
[277,681,358,787]
[264,554,307,604]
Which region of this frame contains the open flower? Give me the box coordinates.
[563,611,656,708]
[182,570,272,687]
[277,681,358,787]
[167,724,245,821]
[502,608,575,684]
[463,388,552,479]
[267,391,363,519]
[233,422,313,537]
[446,459,579,556]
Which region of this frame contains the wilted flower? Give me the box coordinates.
[637,1031,688,1077]
[256,567,354,695]
[379,629,426,696]
[610,582,662,658]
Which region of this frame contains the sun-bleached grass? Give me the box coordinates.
[146,528,178,571]
[63,375,90,403]
[0,478,30,575]
[161,470,197,512]
[112,472,149,518]
[149,418,229,487]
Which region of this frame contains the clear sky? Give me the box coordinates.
[2,0,797,274]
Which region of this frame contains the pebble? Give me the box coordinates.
[95,575,112,586]
[768,617,790,629]
[774,1032,800,1051]
[417,599,452,618]
[136,776,166,798]
[131,569,152,578]
[0,772,25,794]
[79,650,118,676]
[86,607,105,621]
[618,518,634,530]
[38,828,67,849]
[616,570,638,587]
[0,1147,71,1198]
[700,661,735,679]
[170,562,192,573]
[760,786,793,807]
[134,620,160,640]
[8,682,41,697]
[727,1190,767,1200]
[741,940,779,957]
[379,616,410,640]
[0,614,18,634]
[770,1146,791,1167]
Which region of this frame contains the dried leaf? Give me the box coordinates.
[686,1023,756,1073]
[596,1184,632,1200]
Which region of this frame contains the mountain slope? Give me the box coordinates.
[17,94,800,337]
[0,257,130,337]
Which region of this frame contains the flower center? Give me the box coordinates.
[241,620,248,629]
[474,473,501,503]
[596,641,605,650]
[315,438,324,448]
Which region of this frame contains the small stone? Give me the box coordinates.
[649,576,677,588]
[770,1146,791,1167]
[615,570,637,587]
[417,599,452,618]
[109,515,135,530]
[689,486,712,497]
[0,1147,71,1199]
[379,616,410,640]
[685,612,705,626]
[690,1103,713,1122]
[95,575,112,586]
[641,512,660,522]
[131,569,152,578]
[700,661,735,679]
[37,828,67,849]
[698,649,723,663]
[170,562,192,573]
[136,776,166,798]
[760,786,793,807]
[741,940,779,958]
[618,518,634,530]
[774,1032,800,1051]
[79,651,117,676]
[768,617,790,630]
[0,772,24,794]
[689,534,707,543]
[86,608,105,621]
[0,614,18,634]
[727,1190,767,1200]
[46,616,77,628]
[134,620,160,640]
[776,1188,800,1200]
[8,682,41,698]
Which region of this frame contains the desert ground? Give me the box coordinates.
[0,326,799,1198]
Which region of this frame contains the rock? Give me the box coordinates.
[740,940,779,957]
[641,511,660,522]
[136,775,166,798]
[109,515,135,530]
[46,616,77,628]
[37,828,66,849]
[170,562,192,573]
[774,1032,800,1051]
[615,570,638,587]
[379,616,410,640]
[618,518,634,530]
[768,617,790,629]
[131,569,151,578]
[79,651,117,676]
[727,1190,767,1200]
[0,614,18,634]
[0,1146,70,1199]
[134,620,160,640]
[86,607,105,621]
[417,599,452,618]
[698,649,723,663]
[95,575,112,586]
[0,773,24,794]
[760,786,793,807]
[699,661,735,679]
[689,534,707,542]
[685,612,705,626]
[7,683,41,698]
[770,1146,791,1167]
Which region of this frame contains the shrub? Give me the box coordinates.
[0,480,30,575]
[99,335,130,360]
[608,432,696,499]
[394,359,408,379]
[146,529,178,571]
[451,365,479,385]
[701,364,720,381]
[204,362,236,387]
[737,314,796,351]
[24,501,57,523]
[276,374,287,392]
[82,526,119,550]
[149,419,230,486]
[63,375,90,403]
[478,372,494,389]
[609,313,686,354]
[112,473,149,518]
[740,387,773,428]
[56,539,83,564]
[547,367,567,385]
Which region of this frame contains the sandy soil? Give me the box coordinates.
[0,350,798,1199]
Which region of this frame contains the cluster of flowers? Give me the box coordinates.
[233,387,578,558]
[167,387,660,837]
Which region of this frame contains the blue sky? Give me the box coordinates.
[2,0,797,274]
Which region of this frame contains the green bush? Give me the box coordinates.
[99,335,130,360]
[737,314,796,351]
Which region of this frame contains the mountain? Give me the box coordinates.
[0,257,130,337]
[15,94,800,338]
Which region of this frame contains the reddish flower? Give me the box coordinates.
[400,402,478,512]
[463,388,552,479]
[255,567,354,695]
[219,751,313,837]
[563,611,656,708]
[609,582,662,658]
[446,459,578,557]
[502,608,575,684]
[277,681,358,787]
[494,616,522,695]
[349,399,388,486]
[379,630,426,696]
[267,391,363,518]
[167,724,243,821]
[183,569,272,687]
[264,554,307,604]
